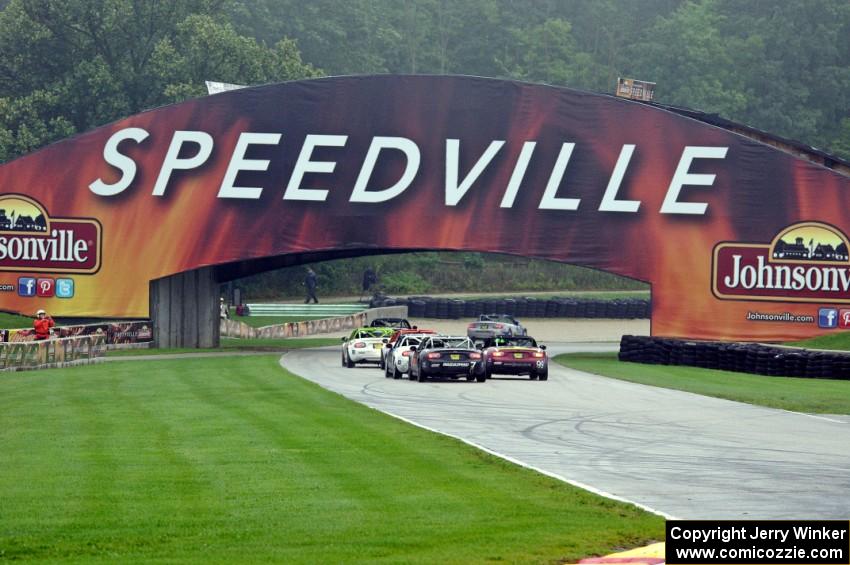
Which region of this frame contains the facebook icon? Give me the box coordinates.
[18,277,36,297]
[818,308,839,328]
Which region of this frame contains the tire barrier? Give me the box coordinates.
[372,296,651,320]
[618,335,850,380]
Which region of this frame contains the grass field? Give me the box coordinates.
[0,311,34,329]
[787,332,850,351]
[556,353,850,414]
[1,355,663,562]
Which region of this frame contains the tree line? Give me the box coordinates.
[235,252,647,299]
[1,0,848,163]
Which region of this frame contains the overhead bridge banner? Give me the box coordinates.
[0,75,848,341]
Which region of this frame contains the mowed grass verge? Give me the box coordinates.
[0,311,35,329]
[1,356,662,563]
[787,332,850,351]
[556,353,850,414]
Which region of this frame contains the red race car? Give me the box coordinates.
[479,336,548,380]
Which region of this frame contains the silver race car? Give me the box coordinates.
[467,314,526,339]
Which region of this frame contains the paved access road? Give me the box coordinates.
[281,345,850,519]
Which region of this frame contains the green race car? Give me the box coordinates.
[341,326,395,367]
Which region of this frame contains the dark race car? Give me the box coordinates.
[369,317,412,329]
[478,335,548,380]
[409,335,485,383]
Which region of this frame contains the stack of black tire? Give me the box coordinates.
[618,335,850,380]
[374,295,650,320]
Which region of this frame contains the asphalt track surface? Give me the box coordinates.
[281,344,850,520]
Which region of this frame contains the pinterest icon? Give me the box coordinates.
[36,278,55,297]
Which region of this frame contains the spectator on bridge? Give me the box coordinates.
[304,267,319,303]
[33,309,55,340]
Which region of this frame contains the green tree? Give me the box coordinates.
[627,0,751,117]
[230,0,399,74]
[715,0,850,152]
[831,118,850,161]
[0,0,317,162]
[151,15,319,103]
[497,18,596,87]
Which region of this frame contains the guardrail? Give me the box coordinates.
[0,334,107,371]
[618,335,850,380]
[245,303,367,316]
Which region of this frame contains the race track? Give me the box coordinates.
[281,345,850,519]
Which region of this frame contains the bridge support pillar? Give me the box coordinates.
[150,267,220,348]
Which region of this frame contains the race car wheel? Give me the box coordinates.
[418,370,428,382]
[392,364,401,380]
[345,352,355,368]
[475,372,486,383]
[483,366,492,380]
[536,369,549,381]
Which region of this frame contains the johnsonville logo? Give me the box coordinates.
[0,194,101,273]
[713,222,850,303]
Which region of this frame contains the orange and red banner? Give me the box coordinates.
[1,75,848,341]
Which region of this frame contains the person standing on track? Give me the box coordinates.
[304,267,319,303]
[360,266,378,301]
[33,309,55,340]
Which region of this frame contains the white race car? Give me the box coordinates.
[341,327,394,367]
[384,333,432,379]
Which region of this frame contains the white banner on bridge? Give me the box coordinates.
[205,81,248,95]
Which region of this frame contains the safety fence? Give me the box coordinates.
[0,320,152,345]
[222,306,407,338]
[222,312,369,339]
[619,335,850,380]
[371,295,650,319]
[0,334,107,371]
